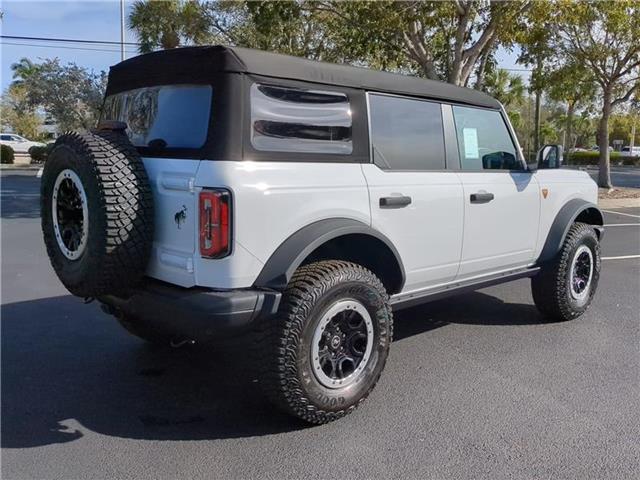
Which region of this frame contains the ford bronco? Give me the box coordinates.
[41,46,603,424]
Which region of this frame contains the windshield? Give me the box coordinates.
[102,85,212,149]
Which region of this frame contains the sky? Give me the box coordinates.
[0,0,529,93]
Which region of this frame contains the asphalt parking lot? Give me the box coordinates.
[1,170,639,479]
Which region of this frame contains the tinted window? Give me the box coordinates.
[369,94,445,170]
[250,83,352,154]
[0,135,12,141]
[102,85,212,149]
[452,106,519,170]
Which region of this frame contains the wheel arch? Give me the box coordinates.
[537,199,604,264]
[253,218,406,294]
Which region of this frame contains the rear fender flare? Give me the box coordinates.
[253,218,405,292]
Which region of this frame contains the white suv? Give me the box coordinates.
[40,46,603,424]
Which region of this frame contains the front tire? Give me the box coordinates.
[532,222,601,321]
[258,260,393,424]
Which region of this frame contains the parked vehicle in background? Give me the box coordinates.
[39,46,604,425]
[0,133,45,153]
[620,146,640,157]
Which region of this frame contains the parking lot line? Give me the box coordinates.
[604,223,640,227]
[602,255,640,260]
[602,209,640,219]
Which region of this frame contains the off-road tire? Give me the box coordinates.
[41,131,154,298]
[257,260,393,424]
[532,222,601,321]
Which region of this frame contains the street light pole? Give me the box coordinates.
[120,0,125,61]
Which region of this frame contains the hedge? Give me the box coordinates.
[565,151,640,167]
[28,144,53,163]
[0,144,15,164]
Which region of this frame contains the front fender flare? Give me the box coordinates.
[537,199,603,264]
[253,218,405,291]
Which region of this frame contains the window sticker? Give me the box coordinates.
[463,127,479,159]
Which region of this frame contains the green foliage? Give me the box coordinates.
[128,0,210,52]
[17,59,106,132]
[28,144,52,163]
[566,151,640,166]
[0,144,15,164]
[482,69,525,108]
[0,85,43,140]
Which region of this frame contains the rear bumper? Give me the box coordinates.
[99,279,281,342]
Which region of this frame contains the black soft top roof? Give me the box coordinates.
[106,45,501,109]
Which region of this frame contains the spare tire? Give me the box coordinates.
[41,130,154,298]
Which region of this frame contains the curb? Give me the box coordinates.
[598,198,640,209]
[0,165,42,171]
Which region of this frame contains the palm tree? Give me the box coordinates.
[482,69,526,108]
[10,58,39,86]
[128,0,210,53]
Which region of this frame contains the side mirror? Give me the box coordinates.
[536,144,563,169]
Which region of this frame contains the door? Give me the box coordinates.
[450,105,540,279]
[363,94,464,294]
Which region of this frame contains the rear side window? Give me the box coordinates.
[250,83,352,154]
[102,85,212,149]
[368,94,445,170]
[452,106,519,170]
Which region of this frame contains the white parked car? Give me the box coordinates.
[40,46,603,425]
[620,146,640,157]
[0,133,45,153]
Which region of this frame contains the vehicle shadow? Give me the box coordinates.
[1,290,545,448]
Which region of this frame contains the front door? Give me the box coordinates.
[450,105,540,279]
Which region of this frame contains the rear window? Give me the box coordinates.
[102,85,212,149]
[250,83,352,155]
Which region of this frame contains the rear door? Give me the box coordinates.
[102,84,213,287]
[362,93,464,293]
[449,105,540,279]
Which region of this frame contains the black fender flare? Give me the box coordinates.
[253,218,406,291]
[537,199,604,264]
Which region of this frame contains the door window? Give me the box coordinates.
[452,106,520,170]
[369,94,445,170]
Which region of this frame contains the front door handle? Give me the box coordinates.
[380,195,412,208]
[470,192,494,204]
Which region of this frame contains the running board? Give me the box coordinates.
[390,267,541,311]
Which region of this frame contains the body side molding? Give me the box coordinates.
[253,218,406,292]
[537,199,604,264]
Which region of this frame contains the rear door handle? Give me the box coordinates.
[379,196,412,208]
[470,192,494,204]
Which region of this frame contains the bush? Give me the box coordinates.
[28,144,52,163]
[565,151,640,167]
[0,144,15,164]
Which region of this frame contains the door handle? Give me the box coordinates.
[470,192,494,204]
[380,195,412,208]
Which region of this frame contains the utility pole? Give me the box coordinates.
[120,0,126,61]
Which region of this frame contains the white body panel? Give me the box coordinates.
[456,171,540,279]
[361,164,464,292]
[142,155,598,293]
[532,169,598,259]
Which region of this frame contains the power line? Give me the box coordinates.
[1,41,139,54]
[1,34,140,46]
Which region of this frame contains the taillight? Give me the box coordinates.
[199,189,231,258]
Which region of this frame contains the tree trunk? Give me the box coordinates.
[598,89,612,189]
[534,89,541,153]
[565,102,575,153]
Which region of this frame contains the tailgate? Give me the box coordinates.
[142,157,200,287]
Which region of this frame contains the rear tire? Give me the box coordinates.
[532,222,601,321]
[257,260,393,424]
